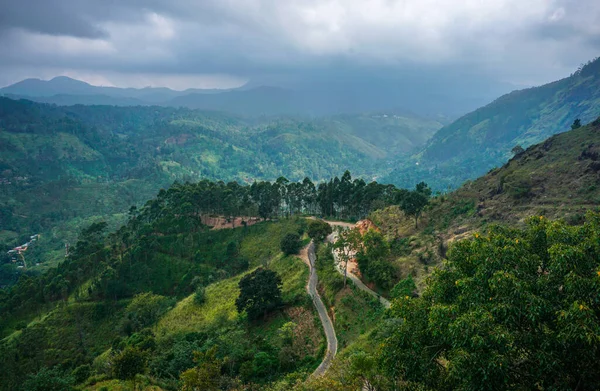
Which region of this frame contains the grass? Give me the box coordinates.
[155,273,242,337]
[314,244,385,349]
[155,249,310,338]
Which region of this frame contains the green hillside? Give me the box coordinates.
[385,57,600,190]
[299,119,600,391]
[0,200,319,390]
[0,169,412,390]
[0,98,439,278]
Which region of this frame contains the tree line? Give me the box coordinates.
[134,170,430,226]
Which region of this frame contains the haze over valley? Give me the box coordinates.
[1,1,600,390]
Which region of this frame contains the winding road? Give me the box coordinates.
[300,219,393,379]
[327,230,391,309]
[299,241,338,377]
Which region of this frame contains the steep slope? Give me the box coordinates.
[0,210,323,390]
[367,117,600,297]
[384,57,600,190]
[431,115,600,231]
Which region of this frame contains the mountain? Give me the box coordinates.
[431,114,600,230]
[383,57,600,190]
[368,115,600,295]
[1,75,511,118]
[0,97,440,279]
[0,76,230,101]
[2,115,599,391]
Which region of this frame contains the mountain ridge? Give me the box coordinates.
[384,57,600,190]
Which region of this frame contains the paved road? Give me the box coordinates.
[301,241,338,377]
[327,230,391,309]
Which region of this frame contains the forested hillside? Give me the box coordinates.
[0,171,416,390]
[0,97,440,279]
[385,57,600,190]
[299,118,600,391]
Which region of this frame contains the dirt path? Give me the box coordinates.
[298,241,338,377]
[327,229,391,309]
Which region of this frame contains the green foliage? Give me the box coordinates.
[390,275,417,299]
[400,183,431,228]
[112,346,147,381]
[179,347,223,391]
[571,118,582,130]
[280,233,301,255]
[0,97,439,275]
[356,230,396,291]
[236,268,283,321]
[122,293,174,335]
[193,286,206,306]
[379,214,600,390]
[71,364,91,384]
[22,367,75,391]
[307,219,333,242]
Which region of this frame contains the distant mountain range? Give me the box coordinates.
[0,75,507,118]
[384,57,600,190]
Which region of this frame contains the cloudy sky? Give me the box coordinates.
[0,0,599,90]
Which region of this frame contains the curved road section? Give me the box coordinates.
[327,227,391,309]
[303,241,338,377]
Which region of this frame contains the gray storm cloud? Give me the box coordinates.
[0,0,598,89]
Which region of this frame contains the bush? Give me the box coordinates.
[280,233,301,255]
[112,346,147,381]
[22,367,75,391]
[121,292,174,335]
[193,286,206,305]
[71,364,91,384]
[307,220,333,242]
[390,275,417,299]
[236,268,283,320]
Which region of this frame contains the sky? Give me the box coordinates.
[0,0,599,90]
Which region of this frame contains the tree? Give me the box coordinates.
[193,286,205,305]
[511,145,524,155]
[379,214,600,391]
[22,367,75,391]
[307,219,333,242]
[180,347,222,391]
[400,190,429,229]
[280,233,301,255]
[236,268,283,320]
[571,118,582,130]
[333,228,362,287]
[112,346,147,387]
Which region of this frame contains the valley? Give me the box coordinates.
[0,47,599,391]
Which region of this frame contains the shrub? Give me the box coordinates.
[193,286,206,305]
[280,233,301,255]
[307,220,333,242]
[22,367,75,391]
[390,275,417,299]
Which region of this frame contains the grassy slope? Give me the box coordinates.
[0,219,327,390]
[369,118,600,294]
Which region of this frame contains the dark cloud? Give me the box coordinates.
[0,0,598,92]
